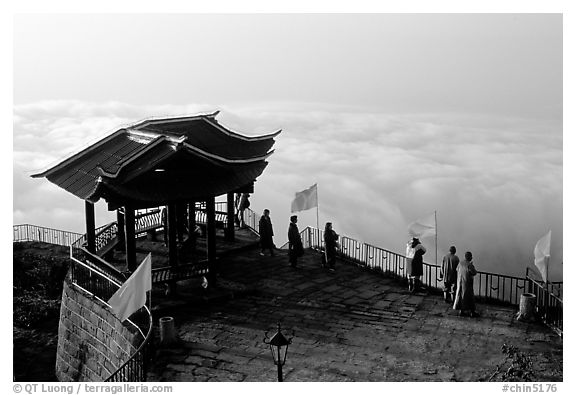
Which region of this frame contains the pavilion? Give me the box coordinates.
[32,111,280,281]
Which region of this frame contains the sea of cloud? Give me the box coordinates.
[13,100,563,280]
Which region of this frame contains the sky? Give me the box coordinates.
[12,13,563,280]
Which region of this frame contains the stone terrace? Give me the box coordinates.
[147,235,562,382]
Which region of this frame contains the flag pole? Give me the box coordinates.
[148,255,152,315]
[546,231,550,286]
[435,210,438,266]
[316,183,319,230]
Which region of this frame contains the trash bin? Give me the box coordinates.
[516,293,537,322]
[159,316,177,345]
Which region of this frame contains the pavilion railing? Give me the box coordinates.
[134,209,162,237]
[300,226,562,333]
[152,260,210,283]
[13,224,83,247]
[94,222,119,252]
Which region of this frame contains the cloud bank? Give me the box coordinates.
[13,101,563,280]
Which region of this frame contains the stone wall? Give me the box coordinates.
[55,278,142,382]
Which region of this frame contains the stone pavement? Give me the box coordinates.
[147,242,562,382]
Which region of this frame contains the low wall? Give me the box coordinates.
[55,278,142,382]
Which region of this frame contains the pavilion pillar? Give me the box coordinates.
[85,201,96,253]
[167,203,178,267]
[225,192,235,242]
[116,208,125,251]
[166,203,179,296]
[188,201,196,250]
[206,196,217,284]
[176,202,185,244]
[124,205,137,272]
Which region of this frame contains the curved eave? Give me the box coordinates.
[31,129,127,179]
[203,117,282,142]
[85,177,105,203]
[182,142,274,164]
[128,110,221,131]
[134,113,282,142]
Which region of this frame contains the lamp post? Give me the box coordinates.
[263,322,293,382]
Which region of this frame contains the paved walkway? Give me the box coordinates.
[147,239,562,382]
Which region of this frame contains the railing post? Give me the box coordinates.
[307,227,312,249]
[206,196,217,285]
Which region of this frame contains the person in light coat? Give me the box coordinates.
[453,251,479,317]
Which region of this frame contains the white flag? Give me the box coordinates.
[534,230,551,283]
[108,253,152,322]
[291,184,318,213]
[407,212,436,238]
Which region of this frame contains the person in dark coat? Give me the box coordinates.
[324,222,339,272]
[288,215,303,268]
[453,251,479,317]
[258,209,275,256]
[406,237,426,292]
[440,246,460,303]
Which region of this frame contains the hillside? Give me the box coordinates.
[13,241,70,381]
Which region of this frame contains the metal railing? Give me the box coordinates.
[13,224,83,247]
[523,268,563,299]
[525,268,563,335]
[242,207,259,233]
[301,226,562,333]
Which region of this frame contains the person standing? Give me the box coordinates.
[161,206,168,247]
[406,237,426,293]
[288,215,303,268]
[234,193,241,227]
[259,209,275,256]
[440,246,460,303]
[324,222,339,272]
[237,193,250,228]
[453,251,479,317]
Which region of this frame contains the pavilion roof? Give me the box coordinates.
[32,111,280,207]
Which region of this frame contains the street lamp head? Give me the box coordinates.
[264,322,293,367]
